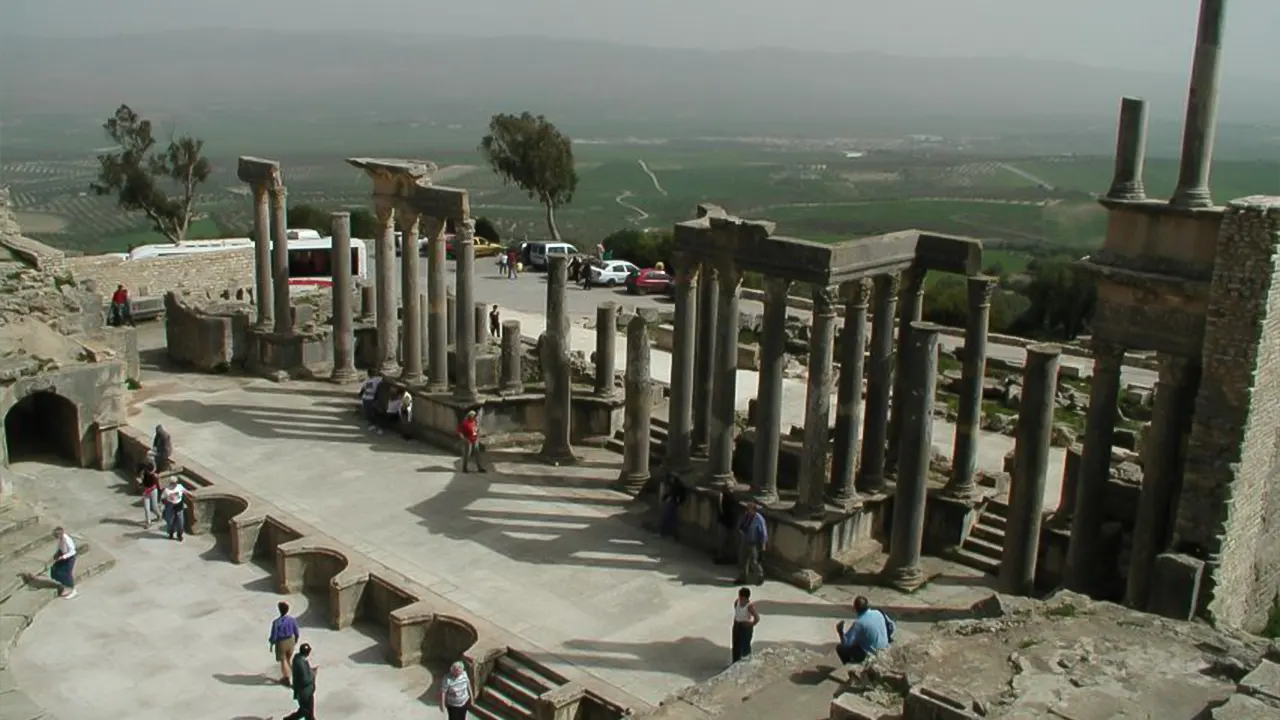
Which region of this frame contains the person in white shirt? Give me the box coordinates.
[161,478,188,541]
[358,371,382,431]
[49,527,78,599]
[439,661,474,719]
[395,390,413,439]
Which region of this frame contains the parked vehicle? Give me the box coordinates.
[588,260,640,287]
[529,242,579,270]
[626,268,672,294]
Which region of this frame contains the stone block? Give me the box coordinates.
[1208,694,1280,720]
[1240,661,1280,704]
[1147,552,1204,621]
[830,692,900,720]
[902,684,979,720]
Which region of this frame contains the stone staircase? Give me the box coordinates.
[952,498,1009,575]
[471,649,570,720]
[605,416,669,467]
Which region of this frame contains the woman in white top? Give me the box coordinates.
[49,527,78,599]
[161,478,188,541]
[731,586,761,664]
[440,661,474,719]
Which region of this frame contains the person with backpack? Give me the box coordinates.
[835,595,895,664]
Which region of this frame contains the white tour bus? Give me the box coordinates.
[125,230,368,290]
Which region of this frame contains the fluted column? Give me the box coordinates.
[752,277,790,504]
[329,212,357,382]
[373,201,398,375]
[795,285,839,519]
[1169,0,1227,210]
[1065,340,1126,594]
[595,302,619,398]
[709,263,741,485]
[886,266,925,475]
[830,278,871,508]
[252,185,273,328]
[945,275,996,498]
[664,253,697,475]
[692,262,719,458]
[454,219,477,403]
[269,185,291,335]
[399,210,423,385]
[858,273,900,493]
[1126,355,1198,611]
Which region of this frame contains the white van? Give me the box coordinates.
[529,242,578,270]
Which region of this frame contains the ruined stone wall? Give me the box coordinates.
[1177,196,1280,630]
[163,292,253,372]
[58,247,256,299]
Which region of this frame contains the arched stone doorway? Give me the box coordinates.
[3,391,82,464]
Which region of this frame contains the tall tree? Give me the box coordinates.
[479,112,578,241]
[91,104,211,245]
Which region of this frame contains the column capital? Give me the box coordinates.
[876,272,902,296]
[967,275,998,308]
[900,265,926,295]
[1156,354,1196,386]
[673,251,699,284]
[454,217,476,244]
[396,206,421,230]
[252,183,269,201]
[811,284,838,317]
[763,276,791,301]
[844,277,873,308]
[373,201,395,225]
[268,184,287,201]
[1091,339,1127,369]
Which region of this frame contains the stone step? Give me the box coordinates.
[980,512,1007,532]
[497,650,567,694]
[961,535,1004,562]
[0,547,116,669]
[950,546,1000,576]
[0,539,111,606]
[3,521,60,565]
[969,523,1005,546]
[476,682,535,719]
[984,500,1010,519]
[469,700,519,720]
[0,506,40,541]
[487,670,541,708]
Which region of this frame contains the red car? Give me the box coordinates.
[626,268,672,295]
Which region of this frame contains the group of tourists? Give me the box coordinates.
[136,424,189,540]
[497,248,521,279]
[358,371,414,438]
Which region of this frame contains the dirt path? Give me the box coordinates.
[996,162,1056,189]
[638,160,667,195]
[615,191,649,222]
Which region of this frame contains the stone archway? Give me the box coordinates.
[4,390,82,464]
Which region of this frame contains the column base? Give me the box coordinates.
[708,472,735,488]
[856,473,886,495]
[378,362,401,377]
[499,383,525,395]
[427,380,448,394]
[453,390,478,406]
[330,367,361,384]
[828,493,864,512]
[616,471,650,496]
[539,446,578,466]
[399,372,425,386]
[755,490,779,507]
[880,564,925,593]
[791,502,826,521]
[937,483,981,502]
[595,389,620,401]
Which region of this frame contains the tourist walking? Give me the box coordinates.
[735,502,767,586]
[359,371,383,432]
[139,461,162,528]
[269,601,301,687]
[152,425,172,472]
[489,305,501,340]
[282,643,318,720]
[497,252,508,277]
[440,661,475,719]
[835,596,895,665]
[109,284,135,327]
[506,249,520,279]
[714,488,738,565]
[456,410,487,473]
[161,477,187,541]
[730,587,761,663]
[658,473,687,539]
[48,527,78,599]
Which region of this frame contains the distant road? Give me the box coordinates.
[996,162,1055,190]
[615,191,649,222]
[638,160,667,195]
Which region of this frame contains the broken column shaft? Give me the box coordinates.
[595,302,619,398]
[1107,97,1150,202]
[1170,0,1227,209]
[453,220,477,403]
[500,320,523,394]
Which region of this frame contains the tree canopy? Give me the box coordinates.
[479,112,578,242]
[90,104,211,244]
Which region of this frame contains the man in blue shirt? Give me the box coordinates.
[836,595,894,664]
[735,502,768,586]
[269,601,301,686]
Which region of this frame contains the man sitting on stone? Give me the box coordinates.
[456,410,486,473]
[836,595,894,665]
[109,284,134,327]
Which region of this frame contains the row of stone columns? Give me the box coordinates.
[248,183,293,335]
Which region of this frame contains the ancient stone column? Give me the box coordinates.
[269,185,292,335]
[1170,0,1227,210]
[360,285,376,321]
[1065,341,1126,594]
[453,219,477,403]
[500,320,523,394]
[1050,444,1083,529]
[540,255,574,463]
[886,266,925,474]
[1107,97,1150,202]
[373,202,398,375]
[999,344,1061,596]
[664,254,698,475]
[446,290,457,346]
[1126,355,1199,611]
[858,274,900,493]
[944,276,996,498]
[595,302,619,398]
[329,212,358,383]
[474,303,487,346]
[619,315,653,493]
[691,262,719,458]
[795,285,839,519]
[252,184,273,328]
[399,211,424,385]
[426,219,448,392]
[752,277,790,504]
[831,279,871,508]
[709,264,741,485]
[881,321,941,592]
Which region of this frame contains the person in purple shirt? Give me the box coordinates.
[269,601,301,686]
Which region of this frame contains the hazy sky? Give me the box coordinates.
[4,0,1276,76]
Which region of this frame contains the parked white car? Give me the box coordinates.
[529,242,578,269]
[589,260,640,286]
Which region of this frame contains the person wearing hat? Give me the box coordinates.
[283,642,318,719]
[456,410,486,473]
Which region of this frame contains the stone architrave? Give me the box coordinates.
[999,343,1061,596]
[709,263,742,485]
[619,315,653,493]
[372,201,398,375]
[664,254,697,474]
[881,321,941,592]
[830,278,872,508]
[1169,0,1226,210]
[500,320,523,393]
[944,275,996,498]
[426,218,449,392]
[252,185,273,328]
[399,211,424,385]
[858,273,900,493]
[329,212,358,382]
[1065,341,1126,594]
[595,302,619,398]
[540,255,575,463]
[269,185,292,335]
[691,262,719,458]
[752,277,790,504]
[886,266,925,475]
[1126,355,1198,611]
[795,285,839,519]
[453,219,478,403]
[474,303,487,346]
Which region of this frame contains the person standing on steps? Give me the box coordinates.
[440,661,475,719]
[139,460,162,528]
[730,587,761,663]
[49,527,78,599]
[489,304,501,340]
[161,477,187,541]
[282,643,318,720]
[456,410,487,473]
[152,425,173,473]
[269,601,301,687]
[735,502,767,586]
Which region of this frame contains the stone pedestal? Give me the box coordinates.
[500,320,523,394]
[999,344,1060,596]
[540,255,575,463]
[595,302,618,398]
[881,321,940,592]
[886,266,925,475]
[269,186,292,337]
[1066,341,1125,595]
[426,220,448,392]
[453,220,477,403]
[692,263,718,458]
[945,276,995,498]
[252,185,273,328]
[619,315,652,493]
[858,273,899,493]
[830,279,870,508]
[373,202,399,375]
[709,266,741,484]
[399,212,424,385]
[753,278,790,503]
[329,212,358,383]
[795,285,838,519]
[664,255,697,474]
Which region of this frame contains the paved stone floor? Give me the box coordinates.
[7,461,433,720]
